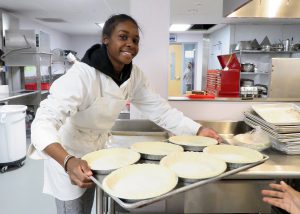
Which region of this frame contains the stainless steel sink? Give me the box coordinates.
[112,119,165,133]
[111,119,252,144]
[109,119,168,148]
[196,120,252,143]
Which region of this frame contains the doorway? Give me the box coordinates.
[168,43,197,96]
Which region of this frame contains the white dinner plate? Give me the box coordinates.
[102,164,178,200]
[81,148,140,174]
[160,152,227,181]
[130,141,184,160]
[168,136,218,151]
[203,145,264,164]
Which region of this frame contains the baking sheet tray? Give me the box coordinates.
[251,103,300,126]
[244,118,300,142]
[91,155,268,210]
[244,111,300,134]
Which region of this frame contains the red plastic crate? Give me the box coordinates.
[25,83,50,90]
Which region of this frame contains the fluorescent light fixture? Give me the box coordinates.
[267,0,283,18]
[96,22,105,29]
[169,24,191,32]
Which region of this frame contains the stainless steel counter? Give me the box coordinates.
[228,149,300,179]
[0,90,38,102]
[168,96,300,102]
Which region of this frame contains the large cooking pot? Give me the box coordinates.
[235,41,252,51]
[241,63,255,72]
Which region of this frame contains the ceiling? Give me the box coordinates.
[0,0,300,36]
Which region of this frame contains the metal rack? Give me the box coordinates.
[1,30,51,108]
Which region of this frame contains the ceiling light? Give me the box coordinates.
[169,24,191,32]
[95,23,105,29]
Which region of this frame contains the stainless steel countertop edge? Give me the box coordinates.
[168,96,300,102]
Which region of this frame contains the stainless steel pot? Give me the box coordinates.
[241,79,254,87]
[241,63,255,72]
[235,41,253,51]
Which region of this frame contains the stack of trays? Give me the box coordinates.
[244,103,300,154]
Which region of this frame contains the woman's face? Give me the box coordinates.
[103,21,139,72]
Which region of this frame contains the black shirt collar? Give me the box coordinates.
[81,44,132,86]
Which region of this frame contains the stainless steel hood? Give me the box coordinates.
[224,0,300,18]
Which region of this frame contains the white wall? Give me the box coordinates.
[173,33,204,89]
[69,35,101,58]
[130,0,170,99]
[208,25,231,69]
[169,100,300,121]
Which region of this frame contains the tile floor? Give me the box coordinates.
[0,139,96,214]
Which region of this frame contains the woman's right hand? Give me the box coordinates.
[65,157,94,188]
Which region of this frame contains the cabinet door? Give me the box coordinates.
[269,58,300,98]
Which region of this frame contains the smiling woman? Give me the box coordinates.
[29,13,220,214]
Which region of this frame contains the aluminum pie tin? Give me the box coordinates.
[81,148,141,175]
[203,144,264,170]
[168,135,218,152]
[130,141,184,161]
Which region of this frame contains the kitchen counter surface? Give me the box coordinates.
[168,96,300,102]
[227,149,300,179]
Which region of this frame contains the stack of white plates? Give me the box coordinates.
[244,103,300,154]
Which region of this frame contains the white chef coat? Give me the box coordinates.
[30,61,201,200]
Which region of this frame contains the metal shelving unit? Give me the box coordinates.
[2,30,51,108]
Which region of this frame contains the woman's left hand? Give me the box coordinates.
[197,127,221,143]
[262,181,300,214]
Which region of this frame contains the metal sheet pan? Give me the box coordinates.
[244,118,300,142]
[251,103,300,126]
[244,111,300,134]
[91,155,269,210]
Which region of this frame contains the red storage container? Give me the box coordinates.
[206,54,240,97]
[25,83,50,91]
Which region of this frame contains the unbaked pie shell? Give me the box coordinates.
[203,145,264,164]
[130,141,183,158]
[160,152,227,180]
[102,164,178,200]
[81,148,140,173]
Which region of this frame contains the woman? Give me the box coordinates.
[30,14,220,214]
[262,181,300,214]
[183,61,193,92]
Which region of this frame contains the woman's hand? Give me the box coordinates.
[261,181,300,214]
[66,157,94,188]
[197,127,221,143]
